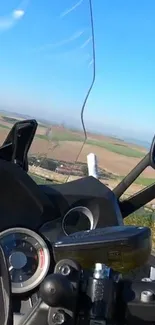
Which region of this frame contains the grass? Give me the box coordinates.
[35,133,82,141]
[134,177,155,186]
[35,130,145,158]
[0,122,145,158]
[50,130,145,158]
[51,129,145,158]
[86,139,145,158]
[50,130,84,142]
[28,173,54,185]
[0,124,10,129]
[124,208,155,249]
[124,209,153,228]
[1,116,19,124]
[35,134,48,140]
[118,175,155,187]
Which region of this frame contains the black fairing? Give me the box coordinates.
[0,244,13,325]
[0,159,122,235]
[41,176,123,227]
[0,159,56,231]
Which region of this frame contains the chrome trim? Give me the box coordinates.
[62,206,94,235]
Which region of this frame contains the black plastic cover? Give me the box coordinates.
[0,244,13,325]
[54,226,150,246]
[53,226,151,273]
[41,176,123,228]
[0,159,55,230]
[120,280,155,324]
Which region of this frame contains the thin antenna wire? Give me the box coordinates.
[65,0,96,182]
[36,0,96,184]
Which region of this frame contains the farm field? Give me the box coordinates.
[29,135,154,180]
[0,113,155,192]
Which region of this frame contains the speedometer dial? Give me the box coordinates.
[0,228,50,294]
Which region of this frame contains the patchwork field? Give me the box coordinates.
[0,113,155,193]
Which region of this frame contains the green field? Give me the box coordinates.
[51,130,145,158]
[29,173,53,185]
[134,177,155,186]
[86,139,145,158]
[0,118,145,159]
[51,132,84,142]
[31,172,155,187]
[53,129,145,158]
[1,116,19,124]
[119,176,155,186]
[125,208,153,228]
[35,134,48,140]
[35,130,145,159]
[0,124,10,129]
[124,208,155,248]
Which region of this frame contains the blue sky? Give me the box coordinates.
[0,0,155,141]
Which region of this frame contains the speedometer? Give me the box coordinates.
[0,228,50,294]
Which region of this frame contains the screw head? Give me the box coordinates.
[141,290,154,303]
[60,264,71,276]
[52,311,65,324]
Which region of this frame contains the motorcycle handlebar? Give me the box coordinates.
[20,259,155,325]
[50,260,155,325]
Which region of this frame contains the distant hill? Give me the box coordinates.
[0,109,31,120]
[0,110,50,127]
[0,109,151,150]
[123,137,151,150]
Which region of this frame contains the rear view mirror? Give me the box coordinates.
[0,119,37,172]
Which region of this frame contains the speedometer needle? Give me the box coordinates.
[9,266,13,271]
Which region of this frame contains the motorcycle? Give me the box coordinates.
[1,1,155,324]
[0,117,154,325]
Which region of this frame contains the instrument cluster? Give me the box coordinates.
[0,206,94,294]
[0,228,50,294]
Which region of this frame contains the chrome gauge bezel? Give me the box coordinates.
[0,227,50,294]
[62,206,94,235]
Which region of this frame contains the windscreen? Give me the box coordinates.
[82,2,155,244]
[0,0,94,184]
[1,1,155,221]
